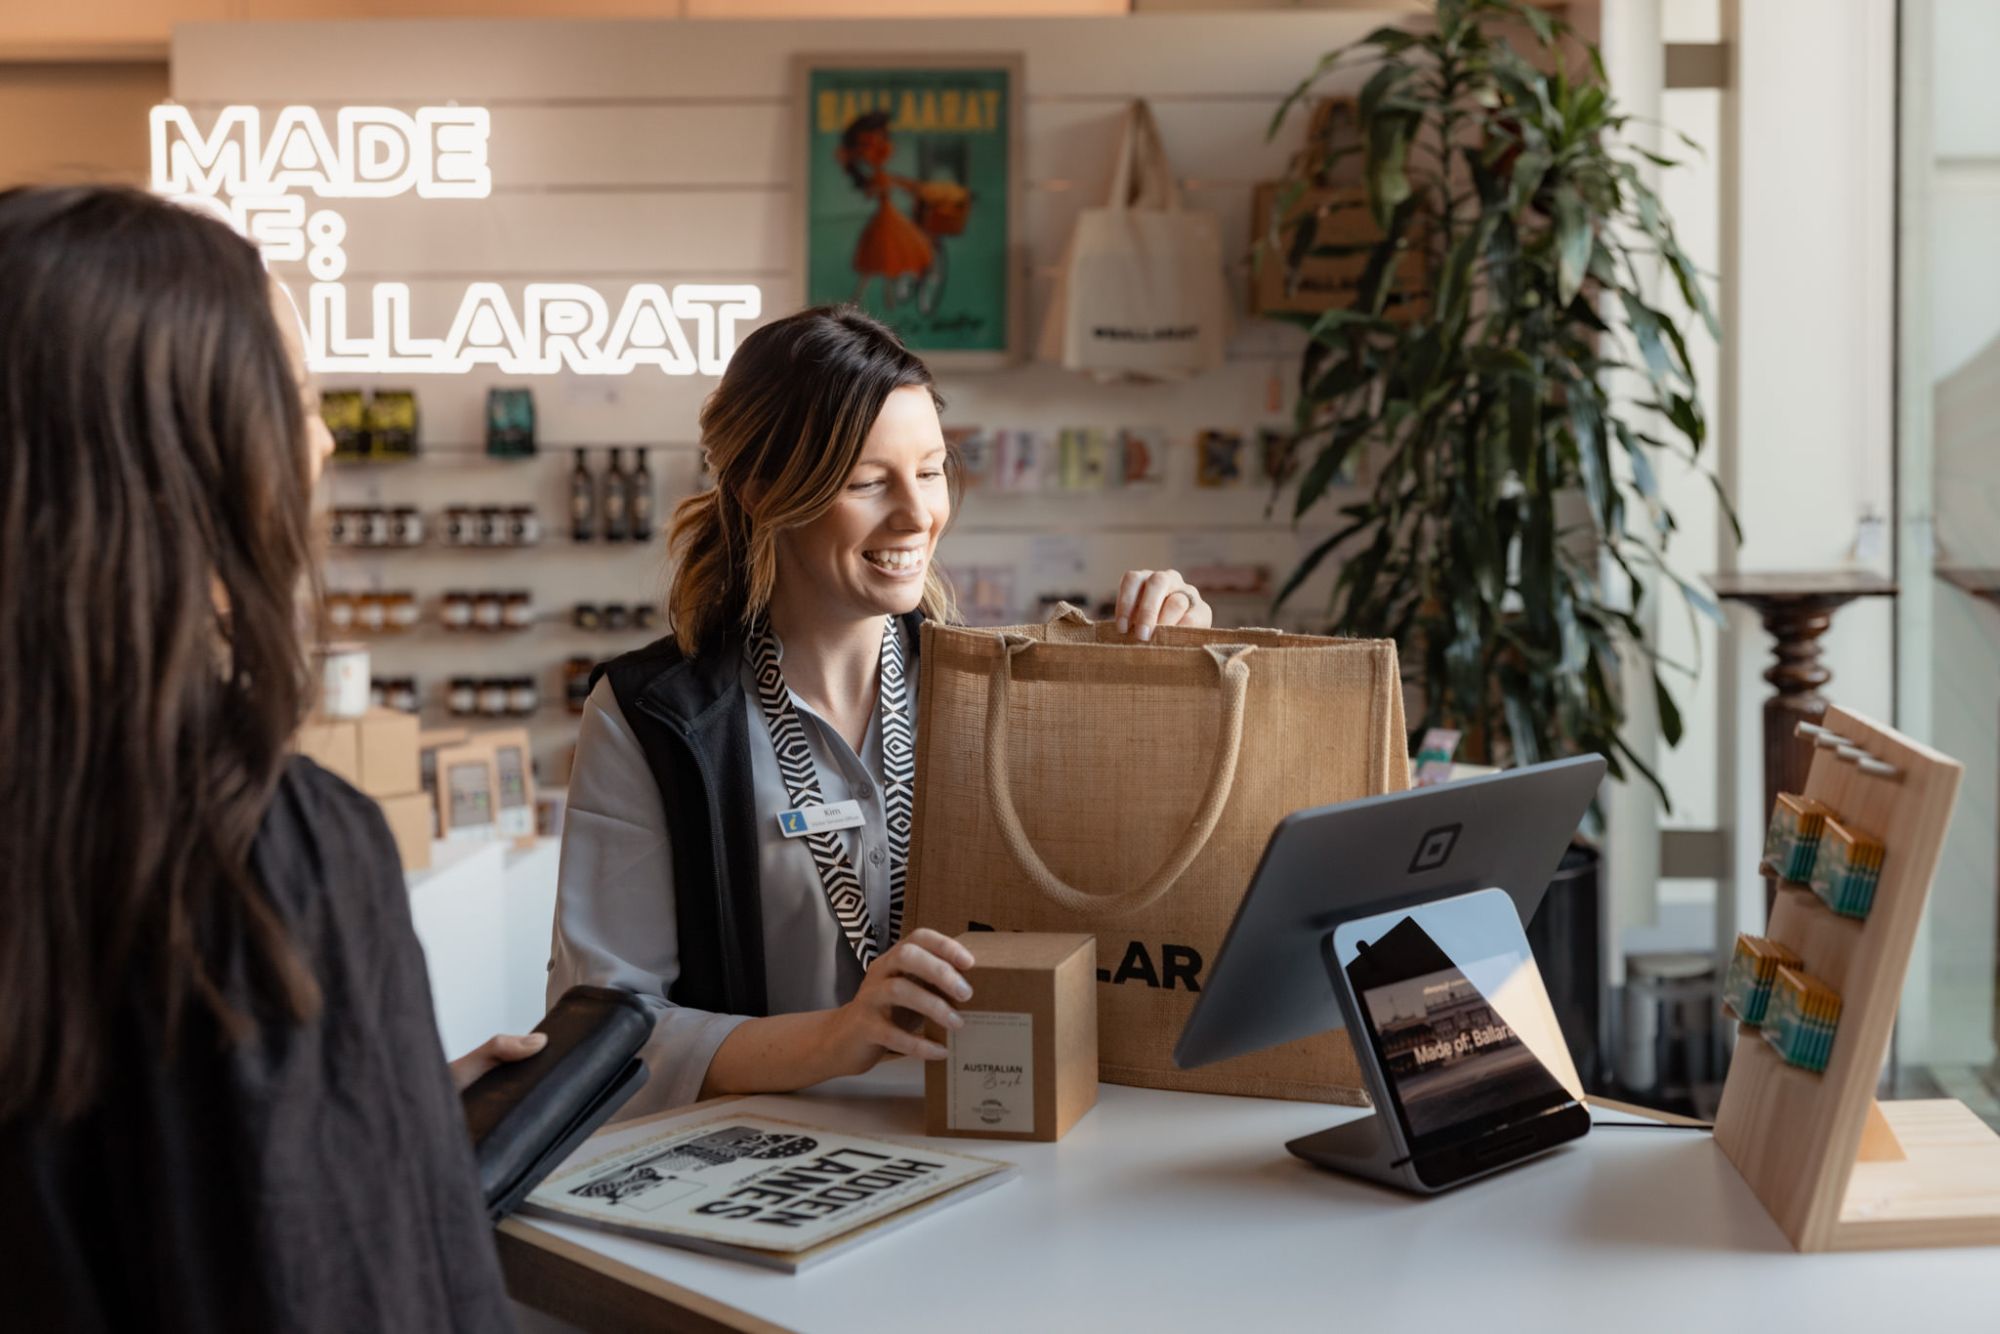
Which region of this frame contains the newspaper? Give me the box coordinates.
[521,1115,1012,1271]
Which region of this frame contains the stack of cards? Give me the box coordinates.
[1810,818,1886,919]
[1723,933,1803,1025]
[1762,791,1830,882]
[1762,967,1842,1073]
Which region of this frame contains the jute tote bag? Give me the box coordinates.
[1036,99,1232,382]
[906,607,1411,1103]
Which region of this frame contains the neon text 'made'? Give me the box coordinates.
[150,104,760,376]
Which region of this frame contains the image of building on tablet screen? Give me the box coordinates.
[1352,918,1571,1141]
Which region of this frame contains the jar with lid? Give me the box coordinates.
[474,590,505,631]
[361,507,393,547]
[386,677,420,713]
[507,506,541,547]
[325,591,356,632]
[475,506,504,547]
[391,506,425,547]
[442,590,474,631]
[503,591,534,630]
[386,590,420,631]
[573,603,601,631]
[355,592,387,633]
[369,678,388,710]
[444,505,472,547]
[565,657,594,714]
[604,603,630,632]
[478,677,511,718]
[507,677,540,717]
[328,509,353,547]
[633,603,658,631]
[448,676,479,717]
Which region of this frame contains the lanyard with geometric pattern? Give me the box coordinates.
[747,613,913,970]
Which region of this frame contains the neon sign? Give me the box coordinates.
[150,104,761,375]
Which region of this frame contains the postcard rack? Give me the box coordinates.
[1711,705,2000,1251]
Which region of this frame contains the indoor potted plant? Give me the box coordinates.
[1264,0,1731,804]
[1261,0,1732,1091]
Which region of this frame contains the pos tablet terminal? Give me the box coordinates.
[1172,756,1603,1193]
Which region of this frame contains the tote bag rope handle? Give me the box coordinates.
[984,633,1254,917]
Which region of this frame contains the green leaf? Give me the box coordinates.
[1654,671,1684,747]
[1554,185,1591,306]
[1365,113,1416,229]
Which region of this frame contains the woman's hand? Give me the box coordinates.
[448,1031,549,1092]
[1114,569,1212,641]
[821,929,977,1079]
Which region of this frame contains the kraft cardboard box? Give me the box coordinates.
[295,719,360,787]
[924,932,1097,1143]
[355,707,420,798]
[375,791,435,873]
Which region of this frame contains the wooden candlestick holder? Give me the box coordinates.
[1711,706,2000,1251]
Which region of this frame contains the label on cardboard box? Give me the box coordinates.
[947,1011,1034,1134]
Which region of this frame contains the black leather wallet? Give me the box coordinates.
[461,984,654,1221]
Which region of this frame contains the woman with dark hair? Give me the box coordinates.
[0,185,516,1332]
[548,305,1210,1116]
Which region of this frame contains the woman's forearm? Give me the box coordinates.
[699,1009,846,1099]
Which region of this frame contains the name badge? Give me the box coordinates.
[777,800,865,838]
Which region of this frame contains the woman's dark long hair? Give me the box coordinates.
[0,185,322,1122]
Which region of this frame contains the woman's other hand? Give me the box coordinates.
[448,1032,549,1092]
[1114,569,1212,641]
[822,929,976,1077]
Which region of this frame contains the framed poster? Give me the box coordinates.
[797,53,1024,369]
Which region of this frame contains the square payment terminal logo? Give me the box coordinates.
[1409,824,1462,874]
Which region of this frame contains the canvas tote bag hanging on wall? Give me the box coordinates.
[906,607,1411,1103]
[1038,99,1232,382]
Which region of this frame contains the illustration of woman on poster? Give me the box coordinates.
[837,112,933,309]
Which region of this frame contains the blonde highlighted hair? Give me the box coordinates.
[667,306,958,657]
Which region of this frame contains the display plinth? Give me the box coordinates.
[1711,707,2000,1252]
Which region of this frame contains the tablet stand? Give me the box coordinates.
[1286,915,1583,1195]
[1285,1112,1409,1188]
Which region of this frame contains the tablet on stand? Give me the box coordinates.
[1173,756,1604,1195]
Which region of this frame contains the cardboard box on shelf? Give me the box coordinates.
[924,932,1098,1143]
[355,707,420,798]
[375,790,435,873]
[295,719,360,787]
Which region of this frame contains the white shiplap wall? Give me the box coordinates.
[172,13,1397,777]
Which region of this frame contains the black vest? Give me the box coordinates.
[591,611,925,1017]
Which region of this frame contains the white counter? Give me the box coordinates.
[406,835,560,1058]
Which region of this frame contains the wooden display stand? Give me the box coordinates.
[1712,706,2000,1251]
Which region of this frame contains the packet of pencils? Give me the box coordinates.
[1723,933,1803,1025]
[1762,792,1829,883]
[1762,967,1842,1073]
[1810,818,1886,919]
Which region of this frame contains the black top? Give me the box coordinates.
[2,758,514,1334]
[590,610,925,1018]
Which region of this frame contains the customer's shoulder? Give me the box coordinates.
[260,755,399,889]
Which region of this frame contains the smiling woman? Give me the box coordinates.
[547,305,1210,1118]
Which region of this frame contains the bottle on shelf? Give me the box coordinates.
[629,449,655,542]
[570,449,596,542]
[602,448,630,543]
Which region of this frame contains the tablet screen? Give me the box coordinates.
[1333,887,1582,1161]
